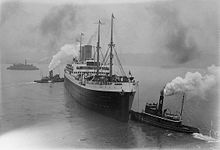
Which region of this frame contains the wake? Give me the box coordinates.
[1,82,36,89]
[193,133,220,143]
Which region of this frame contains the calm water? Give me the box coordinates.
[0,64,219,149]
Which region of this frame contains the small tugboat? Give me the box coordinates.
[130,88,200,133]
[7,59,39,70]
[34,70,64,83]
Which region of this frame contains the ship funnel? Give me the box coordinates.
[158,87,165,115]
[80,45,92,61]
[49,70,53,79]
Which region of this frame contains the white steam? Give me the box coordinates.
[164,65,219,97]
[48,44,78,71]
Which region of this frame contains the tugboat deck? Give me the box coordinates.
[129,89,199,134]
[130,110,200,134]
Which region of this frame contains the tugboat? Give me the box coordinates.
[64,14,138,122]
[7,59,39,70]
[130,88,200,133]
[34,70,64,83]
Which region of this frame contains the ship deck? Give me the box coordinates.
[64,72,137,93]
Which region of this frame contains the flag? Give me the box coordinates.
[112,13,115,19]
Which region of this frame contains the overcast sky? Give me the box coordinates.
[0,0,219,67]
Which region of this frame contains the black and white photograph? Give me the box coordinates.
[0,0,219,149]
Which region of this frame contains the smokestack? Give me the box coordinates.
[158,87,165,115]
[80,45,92,61]
[49,70,53,79]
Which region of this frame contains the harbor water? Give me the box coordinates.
[0,64,219,149]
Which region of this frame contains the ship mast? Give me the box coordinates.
[109,14,115,79]
[79,32,84,61]
[96,20,101,75]
[180,93,185,119]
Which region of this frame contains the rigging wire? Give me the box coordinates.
[100,48,104,62]
[102,47,110,66]
[113,47,126,76]
[93,47,96,60]
[138,81,139,112]
[104,54,110,66]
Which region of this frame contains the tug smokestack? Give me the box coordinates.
[158,87,165,115]
[49,70,53,79]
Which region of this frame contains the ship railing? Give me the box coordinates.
[164,110,181,121]
[85,81,113,85]
[84,80,136,86]
[145,103,158,110]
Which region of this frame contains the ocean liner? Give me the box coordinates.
[64,14,137,122]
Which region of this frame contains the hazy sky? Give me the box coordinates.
[0,0,219,67]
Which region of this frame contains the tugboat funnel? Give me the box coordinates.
[158,87,165,115]
[49,70,53,79]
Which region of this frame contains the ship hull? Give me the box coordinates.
[129,110,200,133]
[7,67,39,70]
[64,74,135,122]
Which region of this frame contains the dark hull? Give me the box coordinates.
[130,110,199,133]
[64,74,135,122]
[53,79,64,82]
[34,78,64,83]
[34,80,51,83]
[7,67,39,70]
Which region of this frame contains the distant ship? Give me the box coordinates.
[64,14,138,122]
[7,59,39,70]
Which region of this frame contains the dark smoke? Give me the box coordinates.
[0,1,23,26]
[39,4,78,51]
[87,30,97,45]
[40,4,77,37]
[167,26,197,63]
[148,3,199,64]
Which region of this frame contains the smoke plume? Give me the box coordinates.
[40,4,77,37]
[164,65,219,98]
[87,30,97,45]
[39,4,79,51]
[0,1,218,66]
[48,44,78,71]
[148,3,199,64]
[0,1,23,26]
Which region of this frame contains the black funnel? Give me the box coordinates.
[49,70,53,79]
[158,88,165,115]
